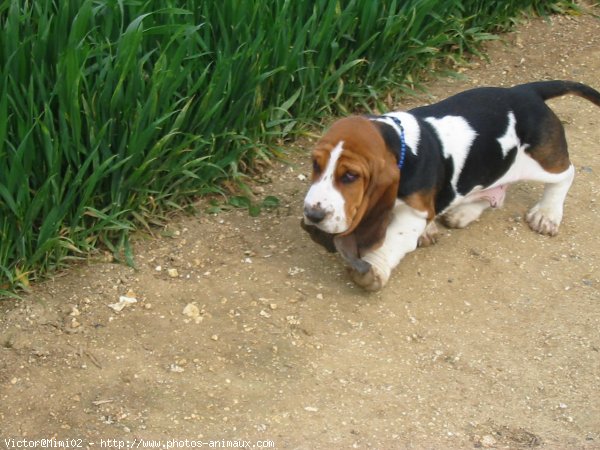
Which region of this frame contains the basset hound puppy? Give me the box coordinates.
[301,80,600,291]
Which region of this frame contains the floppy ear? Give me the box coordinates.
[301,217,373,274]
[300,218,337,253]
[333,233,372,274]
[343,154,400,256]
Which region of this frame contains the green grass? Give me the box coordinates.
[0,0,575,296]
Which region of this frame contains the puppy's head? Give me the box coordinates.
[303,116,400,249]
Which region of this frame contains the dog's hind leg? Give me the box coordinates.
[526,164,574,236]
[519,108,575,236]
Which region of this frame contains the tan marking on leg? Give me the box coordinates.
[402,190,436,220]
[528,113,571,174]
[403,190,438,247]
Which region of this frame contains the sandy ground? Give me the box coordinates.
[1,10,600,450]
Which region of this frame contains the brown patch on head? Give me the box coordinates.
[528,112,571,173]
[308,115,400,254]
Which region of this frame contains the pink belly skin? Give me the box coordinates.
[466,185,507,208]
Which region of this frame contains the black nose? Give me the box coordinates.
[304,206,327,224]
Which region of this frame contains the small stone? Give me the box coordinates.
[108,296,137,312]
[286,316,301,325]
[304,406,318,412]
[481,435,497,448]
[316,293,324,300]
[167,268,179,278]
[182,303,203,324]
[169,364,185,373]
[70,306,81,317]
[259,310,271,318]
[10,377,18,384]
[155,265,162,272]
[211,334,219,341]
[288,267,305,276]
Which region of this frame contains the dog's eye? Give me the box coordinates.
[341,171,359,184]
[312,159,321,174]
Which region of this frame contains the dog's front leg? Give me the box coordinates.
[350,201,427,291]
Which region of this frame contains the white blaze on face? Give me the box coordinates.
[303,141,349,234]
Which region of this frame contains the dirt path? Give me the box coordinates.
[1,11,600,450]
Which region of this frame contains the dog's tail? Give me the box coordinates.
[523,80,600,107]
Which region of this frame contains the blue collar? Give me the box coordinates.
[382,115,407,169]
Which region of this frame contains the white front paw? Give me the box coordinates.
[349,258,390,291]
